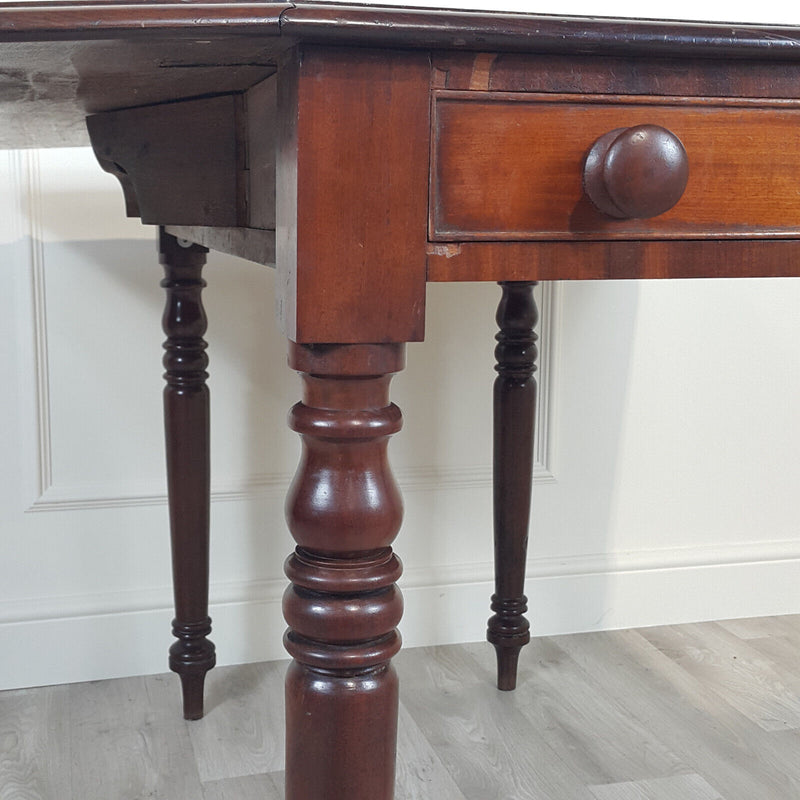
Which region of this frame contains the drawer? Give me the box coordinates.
[430,92,800,241]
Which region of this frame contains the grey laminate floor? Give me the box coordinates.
[2,615,800,799]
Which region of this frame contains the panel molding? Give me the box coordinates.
[10,150,53,506]
[533,280,557,479]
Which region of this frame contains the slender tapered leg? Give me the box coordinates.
[487,281,538,691]
[159,228,216,720]
[283,342,405,800]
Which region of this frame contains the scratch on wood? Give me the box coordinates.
[427,243,461,258]
[469,53,498,91]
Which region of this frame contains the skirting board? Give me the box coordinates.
[2,544,799,691]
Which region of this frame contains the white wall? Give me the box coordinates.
[1,2,800,690]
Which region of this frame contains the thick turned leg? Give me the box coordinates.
[487,281,538,691]
[283,342,405,800]
[159,229,216,720]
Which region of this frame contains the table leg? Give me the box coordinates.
[487,281,538,691]
[283,342,406,800]
[159,229,216,720]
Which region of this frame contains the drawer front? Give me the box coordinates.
[430,92,800,241]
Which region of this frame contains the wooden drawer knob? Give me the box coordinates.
[583,124,689,219]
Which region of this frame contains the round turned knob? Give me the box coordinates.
[583,124,689,219]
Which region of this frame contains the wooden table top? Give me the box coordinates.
[3,2,800,147]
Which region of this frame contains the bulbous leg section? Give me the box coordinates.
[283,343,406,800]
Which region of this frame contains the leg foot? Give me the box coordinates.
[173,662,210,721]
[494,638,523,692]
[169,616,215,720]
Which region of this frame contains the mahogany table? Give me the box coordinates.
[3,3,800,797]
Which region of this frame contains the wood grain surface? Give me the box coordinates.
[432,93,800,241]
[276,46,430,343]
